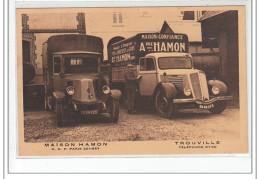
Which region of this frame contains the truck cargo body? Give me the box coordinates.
[108,33,189,82]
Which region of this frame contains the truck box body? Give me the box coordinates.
[42,34,103,70]
[108,33,189,82]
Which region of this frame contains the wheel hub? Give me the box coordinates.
[160,97,168,112]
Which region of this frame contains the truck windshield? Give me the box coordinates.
[158,57,192,69]
[64,55,99,74]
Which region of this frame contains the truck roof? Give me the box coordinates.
[53,51,101,55]
[46,34,103,42]
[44,34,103,55]
[145,52,192,58]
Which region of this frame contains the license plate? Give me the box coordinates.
[80,110,98,115]
[199,104,214,109]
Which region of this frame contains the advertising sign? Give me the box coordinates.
[111,33,189,64]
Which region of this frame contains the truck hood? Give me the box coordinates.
[64,73,99,81]
[158,69,203,76]
[64,74,99,103]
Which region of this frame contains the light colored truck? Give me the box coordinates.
[108,33,232,118]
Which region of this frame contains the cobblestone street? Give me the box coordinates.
[24,103,241,142]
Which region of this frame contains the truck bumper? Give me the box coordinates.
[172,96,233,105]
[72,100,105,113]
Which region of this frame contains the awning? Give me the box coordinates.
[198,11,228,22]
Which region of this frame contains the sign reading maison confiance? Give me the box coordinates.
[110,33,189,64]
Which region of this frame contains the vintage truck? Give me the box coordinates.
[42,34,121,126]
[108,33,232,118]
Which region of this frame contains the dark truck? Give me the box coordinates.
[42,34,121,126]
[108,33,232,118]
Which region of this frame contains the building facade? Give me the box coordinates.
[198,11,239,99]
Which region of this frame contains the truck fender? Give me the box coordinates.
[53,91,65,102]
[110,89,122,100]
[154,83,178,99]
[208,80,228,95]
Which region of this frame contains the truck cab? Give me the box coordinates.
[139,53,193,96]
[138,52,232,118]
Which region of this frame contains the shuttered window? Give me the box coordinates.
[113,13,117,23]
[113,13,123,24]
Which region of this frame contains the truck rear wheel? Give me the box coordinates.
[23,62,36,84]
[208,101,227,114]
[108,98,119,123]
[155,90,176,119]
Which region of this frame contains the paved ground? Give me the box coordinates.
[24,102,240,142]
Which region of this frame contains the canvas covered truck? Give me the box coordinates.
[42,34,121,126]
[108,33,232,118]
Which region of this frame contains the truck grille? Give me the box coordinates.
[199,72,209,100]
[168,76,183,90]
[93,79,99,97]
[190,72,209,101]
[72,79,97,103]
[190,73,202,100]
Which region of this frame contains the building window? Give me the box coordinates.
[183,11,195,20]
[118,13,123,23]
[113,13,123,24]
[113,13,117,23]
[183,11,206,20]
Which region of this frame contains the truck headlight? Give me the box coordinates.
[102,85,111,94]
[183,87,191,96]
[88,93,94,99]
[212,86,220,95]
[66,86,75,95]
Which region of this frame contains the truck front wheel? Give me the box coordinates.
[208,101,227,114]
[155,90,176,119]
[108,98,119,123]
[55,101,64,127]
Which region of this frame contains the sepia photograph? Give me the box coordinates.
[17,6,248,156]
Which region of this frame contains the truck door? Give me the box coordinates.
[139,57,157,96]
[52,55,63,92]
